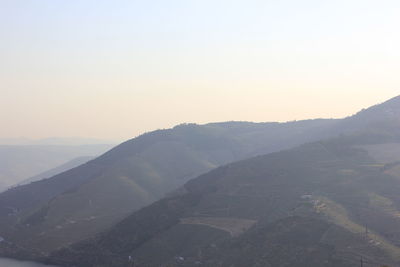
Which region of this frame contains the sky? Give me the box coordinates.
[1,0,399,141]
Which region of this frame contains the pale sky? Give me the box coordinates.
[1,0,399,140]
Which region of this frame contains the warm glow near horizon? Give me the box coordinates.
[1,0,399,140]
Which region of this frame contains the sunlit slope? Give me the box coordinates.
[49,134,400,267]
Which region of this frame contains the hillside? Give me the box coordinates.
[47,133,400,266]
[0,119,340,254]
[0,96,399,260]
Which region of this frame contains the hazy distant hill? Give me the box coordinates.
[0,144,113,191]
[0,137,116,146]
[17,156,94,187]
[1,96,400,263]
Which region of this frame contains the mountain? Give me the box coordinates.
[340,95,400,135]
[47,132,400,267]
[0,119,339,254]
[0,96,399,263]
[0,144,113,191]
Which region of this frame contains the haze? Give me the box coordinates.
[1,0,399,140]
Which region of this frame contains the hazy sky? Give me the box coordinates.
[1,0,399,140]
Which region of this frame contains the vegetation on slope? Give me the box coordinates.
[47,133,400,266]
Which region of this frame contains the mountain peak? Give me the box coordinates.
[383,94,400,103]
[350,95,400,122]
[366,94,400,111]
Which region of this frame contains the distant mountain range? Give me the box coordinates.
[1,96,400,266]
[0,144,113,191]
[16,156,95,187]
[0,137,117,146]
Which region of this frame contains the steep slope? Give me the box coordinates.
[0,144,112,191]
[48,133,400,267]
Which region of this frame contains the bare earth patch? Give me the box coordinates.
[180,217,257,237]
